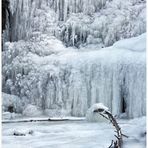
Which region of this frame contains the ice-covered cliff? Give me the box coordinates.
[2,33,146,118]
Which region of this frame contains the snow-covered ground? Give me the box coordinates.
[2,116,146,148]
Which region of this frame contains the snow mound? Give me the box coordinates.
[113,33,146,51]
[86,103,109,122]
[23,104,43,117]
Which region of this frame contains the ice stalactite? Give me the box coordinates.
[7,0,108,41]
[5,0,146,48]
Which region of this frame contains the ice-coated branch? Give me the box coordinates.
[93,103,128,148]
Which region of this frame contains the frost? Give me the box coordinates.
[5,0,146,48]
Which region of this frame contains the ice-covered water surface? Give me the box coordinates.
[2,116,146,148]
[2,33,146,118]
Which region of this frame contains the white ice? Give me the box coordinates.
[2,116,146,148]
[2,33,146,118]
[6,0,146,48]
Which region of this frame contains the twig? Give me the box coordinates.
[109,140,114,148]
[94,109,128,148]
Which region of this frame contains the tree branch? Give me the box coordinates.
[94,109,128,148]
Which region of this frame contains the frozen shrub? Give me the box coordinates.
[23,104,43,117]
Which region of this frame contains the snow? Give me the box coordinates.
[86,103,109,122]
[2,116,146,148]
[2,117,85,124]
[113,33,146,51]
[2,112,22,120]
[22,104,43,117]
[87,103,109,112]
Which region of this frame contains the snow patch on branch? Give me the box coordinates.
[86,103,109,122]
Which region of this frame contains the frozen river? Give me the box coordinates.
[2,117,146,148]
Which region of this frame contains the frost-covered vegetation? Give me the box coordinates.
[4,0,146,48]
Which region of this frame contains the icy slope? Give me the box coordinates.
[2,33,146,118]
[113,33,146,51]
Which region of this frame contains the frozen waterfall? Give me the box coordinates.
[2,34,146,118]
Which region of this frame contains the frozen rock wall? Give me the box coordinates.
[2,34,146,118]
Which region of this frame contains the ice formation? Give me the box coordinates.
[4,0,146,47]
[22,104,43,117]
[2,33,146,118]
[2,0,146,119]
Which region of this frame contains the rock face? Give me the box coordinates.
[2,0,10,31]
